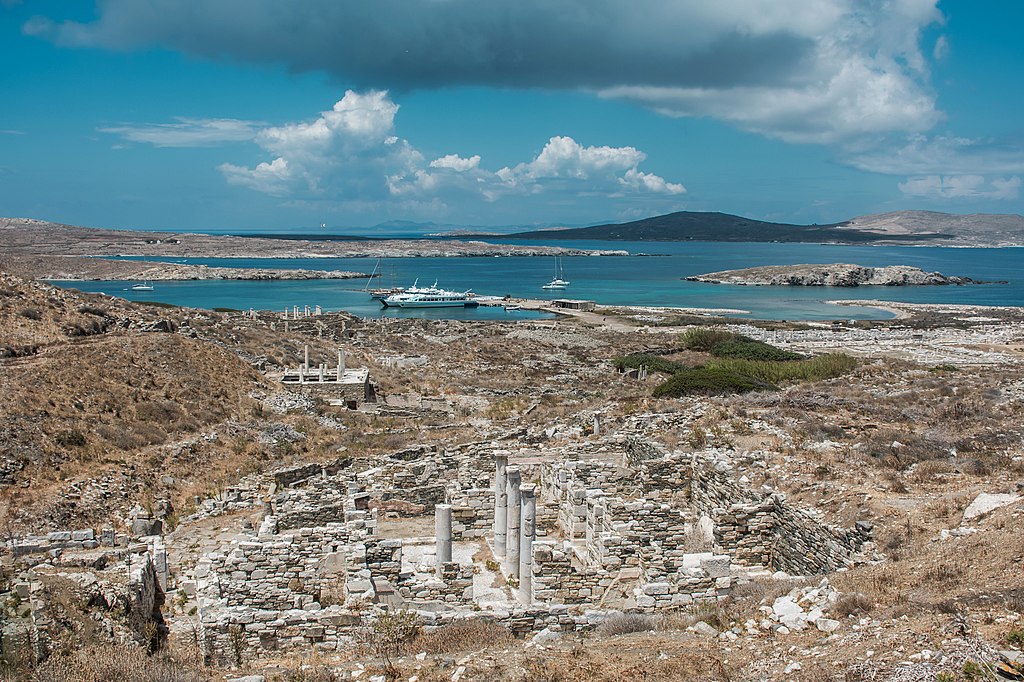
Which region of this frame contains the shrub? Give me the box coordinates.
[54,430,87,447]
[366,610,421,674]
[707,353,857,384]
[708,338,803,362]
[595,613,659,637]
[410,619,512,654]
[831,592,873,617]
[652,367,776,397]
[19,307,42,320]
[77,305,108,317]
[678,327,738,352]
[614,353,687,375]
[1004,627,1024,648]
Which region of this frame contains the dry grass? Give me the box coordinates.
[8,644,207,682]
[407,619,513,654]
[520,638,734,682]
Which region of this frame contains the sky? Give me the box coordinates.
[2,0,1023,233]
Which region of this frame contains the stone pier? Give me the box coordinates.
[505,467,522,578]
[519,485,536,602]
[493,452,509,557]
[435,504,452,575]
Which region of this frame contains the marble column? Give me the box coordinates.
[493,452,508,557]
[505,467,522,577]
[435,504,452,574]
[519,485,536,602]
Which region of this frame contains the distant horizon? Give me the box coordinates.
[7,207,1024,240]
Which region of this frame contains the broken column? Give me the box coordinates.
[337,348,346,379]
[435,504,452,575]
[505,467,522,577]
[592,414,601,436]
[493,451,508,557]
[519,485,536,601]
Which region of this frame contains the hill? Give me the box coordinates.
[497,210,1024,245]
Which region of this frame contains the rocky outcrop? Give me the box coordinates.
[686,263,985,287]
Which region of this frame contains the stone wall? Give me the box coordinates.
[628,442,871,575]
[448,487,494,540]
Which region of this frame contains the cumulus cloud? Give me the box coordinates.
[429,154,481,172]
[27,0,943,144]
[898,175,1021,200]
[99,117,262,147]
[220,91,684,209]
[219,91,421,199]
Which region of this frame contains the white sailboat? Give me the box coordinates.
[541,257,570,290]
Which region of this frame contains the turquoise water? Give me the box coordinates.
[57,240,1023,320]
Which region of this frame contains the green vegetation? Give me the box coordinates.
[642,329,856,397]
[679,327,803,361]
[1004,627,1024,648]
[708,337,803,361]
[678,327,737,352]
[614,352,687,375]
[652,367,776,397]
[707,353,857,384]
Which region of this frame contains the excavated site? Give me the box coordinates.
[2,272,1024,682]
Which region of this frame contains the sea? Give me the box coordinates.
[57,239,1024,321]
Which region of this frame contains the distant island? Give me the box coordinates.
[490,210,1024,247]
[684,263,992,287]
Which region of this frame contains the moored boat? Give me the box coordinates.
[541,257,570,289]
[381,282,478,308]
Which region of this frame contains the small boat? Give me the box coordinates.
[541,257,570,289]
[130,282,155,291]
[504,304,522,311]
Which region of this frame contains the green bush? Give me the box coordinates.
[614,353,687,375]
[652,367,776,397]
[679,327,802,361]
[707,338,803,361]
[707,353,857,384]
[678,327,738,352]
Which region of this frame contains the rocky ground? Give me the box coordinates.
[0,254,373,282]
[0,218,627,258]
[1,266,1023,681]
[685,263,985,287]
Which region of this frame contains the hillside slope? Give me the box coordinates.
[501,210,1024,245]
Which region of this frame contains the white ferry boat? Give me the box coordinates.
[381,283,478,308]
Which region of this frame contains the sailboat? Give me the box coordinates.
[541,257,570,290]
[130,281,155,291]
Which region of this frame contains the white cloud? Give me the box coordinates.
[99,117,262,147]
[933,35,949,60]
[619,168,686,195]
[221,93,686,210]
[429,154,481,172]
[219,90,422,199]
[898,175,1021,200]
[31,0,945,145]
[848,134,1024,176]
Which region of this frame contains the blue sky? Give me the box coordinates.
[2,1,1023,233]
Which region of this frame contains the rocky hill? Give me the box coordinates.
[685,263,986,287]
[499,210,1024,246]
